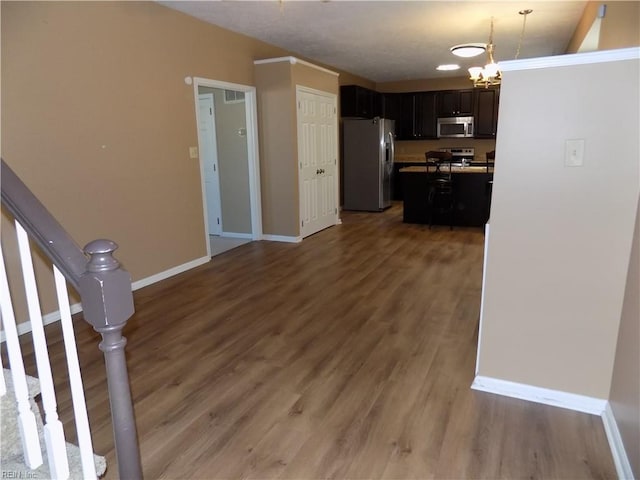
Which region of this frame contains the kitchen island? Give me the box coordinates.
[400,165,493,227]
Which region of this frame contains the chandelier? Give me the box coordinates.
[467,9,532,88]
[468,17,501,88]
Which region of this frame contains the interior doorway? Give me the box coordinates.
[192,78,262,257]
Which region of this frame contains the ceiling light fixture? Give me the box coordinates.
[450,44,486,58]
[436,64,461,71]
[468,17,501,88]
[514,9,533,60]
[468,9,532,88]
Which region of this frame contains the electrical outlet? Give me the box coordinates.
[565,139,584,167]
[189,146,199,159]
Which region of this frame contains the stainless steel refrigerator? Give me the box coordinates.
[342,117,395,211]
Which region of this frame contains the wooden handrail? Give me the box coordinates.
[1,158,143,479]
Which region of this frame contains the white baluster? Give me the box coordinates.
[53,266,97,480]
[0,344,6,396]
[15,222,70,480]
[0,244,43,468]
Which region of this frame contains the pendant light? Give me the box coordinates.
[468,9,532,88]
[468,17,501,88]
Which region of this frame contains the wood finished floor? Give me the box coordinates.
[14,204,615,479]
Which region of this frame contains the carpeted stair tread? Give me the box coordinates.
[1,369,106,478]
[1,442,107,479]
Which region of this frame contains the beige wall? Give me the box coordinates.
[609,196,640,477]
[255,60,339,237]
[566,1,640,53]
[293,63,340,96]
[376,76,474,92]
[338,72,374,90]
[1,1,298,300]
[599,1,640,50]
[0,212,67,323]
[478,56,639,398]
[395,138,497,164]
[566,2,604,53]
[254,61,298,237]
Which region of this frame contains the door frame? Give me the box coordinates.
[295,85,341,238]
[192,77,263,257]
[197,93,223,236]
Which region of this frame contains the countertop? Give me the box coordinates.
[399,165,493,174]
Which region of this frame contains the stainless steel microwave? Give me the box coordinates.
[437,116,474,138]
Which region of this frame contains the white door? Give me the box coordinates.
[297,88,338,238]
[198,93,222,235]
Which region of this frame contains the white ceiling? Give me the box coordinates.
[160,0,587,83]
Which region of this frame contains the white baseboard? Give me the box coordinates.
[602,402,635,480]
[131,256,210,291]
[0,302,83,342]
[471,375,607,415]
[1,256,211,341]
[261,234,302,243]
[221,232,253,240]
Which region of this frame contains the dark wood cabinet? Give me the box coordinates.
[344,86,500,141]
[437,89,474,117]
[390,92,437,140]
[381,93,401,122]
[394,93,413,140]
[381,93,412,139]
[413,92,438,139]
[340,85,381,118]
[474,88,500,138]
[402,170,493,227]
[393,162,424,200]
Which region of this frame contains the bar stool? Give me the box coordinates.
[485,150,495,222]
[486,150,495,171]
[425,151,454,230]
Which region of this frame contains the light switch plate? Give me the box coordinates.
[565,139,584,167]
[189,146,199,159]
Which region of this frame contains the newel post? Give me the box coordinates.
[79,239,142,480]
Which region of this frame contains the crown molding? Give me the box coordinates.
[499,47,640,72]
[254,56,339,76]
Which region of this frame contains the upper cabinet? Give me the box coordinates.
[340,85,500,140]
[437,89,474,117]
[412,92,438,139]
[474,88,500,139]
[340,85,381,118]
[383,92,437,140]
[381,93,401,123]
[382,93,412,139]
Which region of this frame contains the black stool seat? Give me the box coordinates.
[484,151,495,222]
[425,151,454,230]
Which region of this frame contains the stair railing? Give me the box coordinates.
[1,158,142,479]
